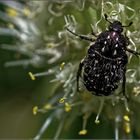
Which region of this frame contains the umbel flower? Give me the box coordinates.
[1,0,140,139]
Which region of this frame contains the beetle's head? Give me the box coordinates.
[109,21,123,33]
[104,14,132,33]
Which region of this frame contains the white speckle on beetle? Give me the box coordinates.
[115,44,118,48]
[112,32,116,36]
[111,72,114,75]
[95,74,99,77]
[101,47,105,52]
[104,41,107,44]
[113,50,117,55]
[90,79,93,82]
[118,61,121,64]
[107,35,110,39]
[116,37,119,41]
[95,60,98,64]
[113,65,116,69]
[105,76,109,79]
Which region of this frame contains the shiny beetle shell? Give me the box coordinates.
[67,14,139,97]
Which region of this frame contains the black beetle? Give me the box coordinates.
[66,14,140,98]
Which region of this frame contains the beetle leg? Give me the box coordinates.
[122,68,129,101]
[66,27,95,42]
[125,34,140,56]
[126,48,140,56]
[91,30,98,37]
[124,33,130,46]
[90,26,98,37]
[77,60,84,92]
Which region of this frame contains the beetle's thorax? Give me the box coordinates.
[96,30,125,59]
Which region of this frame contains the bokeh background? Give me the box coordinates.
[0,0,140,139]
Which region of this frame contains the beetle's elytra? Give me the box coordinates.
[67,14,140,98]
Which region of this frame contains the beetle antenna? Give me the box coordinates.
[66,27,94,42]
[104,14,112,24]
[122,22,133,27]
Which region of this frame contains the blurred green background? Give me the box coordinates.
[0,0,140,139]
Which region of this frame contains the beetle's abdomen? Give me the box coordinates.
[82,50,127,96]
